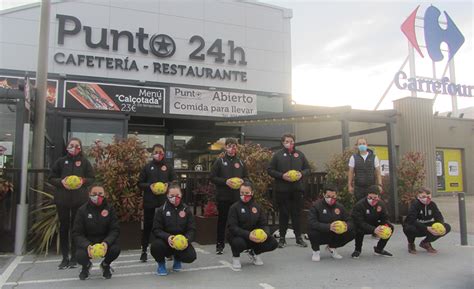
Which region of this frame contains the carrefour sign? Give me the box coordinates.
[394,71,473,97]
[54,14,248,82]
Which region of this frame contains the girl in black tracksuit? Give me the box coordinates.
[308,187,354,261]
[351,185,394,258]
[210,137,248,254]
[267,133,311,248]
[50,137,95,269]
[150,183,196,275]
[226,182,278,269]
[72,184,121,280]
[403,187,451,254]
[138,144,177,262]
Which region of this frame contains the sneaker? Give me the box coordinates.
[311,251,320,262]
[157,262,168,276]
[326,246,343,259]
[68,257,77,268]
[247,249,256,263]
[351,251,361,259]
[140,251,147,262]
[79,261,92,280]
[408,243,417,254]
[216,243,224,255]
[172,259,182,272]
[100,261,113,279]
[419,241,437,254]
[278,238,286,248]
[58,257,69,270]
[296,237,308,248]
[252,254,264,266]
[232,257,241,270]
[374,247,393,257]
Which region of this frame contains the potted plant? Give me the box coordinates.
[89,136,148,249]
[397,152,426,219]
[193,183,218,245]
[324,148,357,211]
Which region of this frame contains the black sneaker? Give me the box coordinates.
[296,237,308,248]
[68,257,77,268]
[374,247,393,257]
[79,261,92,280]
[351,251,361,259]
[100,261,113,279]
[278,238,286,248]
[140,251,147,262]
[216,243,224,255]
[58,257,69,270]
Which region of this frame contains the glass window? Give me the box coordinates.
[128,133,165,151]
[67,118,124,151]
[0,103,16,168]
[257,95,284,113]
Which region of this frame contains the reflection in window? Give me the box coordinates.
[67,118,124,151]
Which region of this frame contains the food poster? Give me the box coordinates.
[372,145,389,176]
[64,81,165,115]
[437,148,464,192]
[0,76,58,107]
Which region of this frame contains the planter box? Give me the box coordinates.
[300,209,310,234]
[119,221,141,250]
[194,215,217,245]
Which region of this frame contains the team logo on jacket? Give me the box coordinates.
[241,208,246,213]
[252,207,258,214]
[161,165,167,171]
[166,211,171,216]
[75,161,81,167]
[294,153,299,158]
[101,209,109,217]
[377,206,382,213]
[179,211,186,218]
[234,163,240,169]
[334,208,341,215]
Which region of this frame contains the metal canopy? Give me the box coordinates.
[216,106,397,126]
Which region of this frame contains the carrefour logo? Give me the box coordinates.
[401,5,465,62]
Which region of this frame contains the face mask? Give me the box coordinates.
[153,152,164,162]
[325,197,336,206]
[418,196,431,205]
[90,195,104,206]
[168,195,182,207]
[367,197,379,207]
[240,195,252,203]
[226,147,237,156]
[67,146,81,156]
[284,142,295,153]
[358,144,368,152]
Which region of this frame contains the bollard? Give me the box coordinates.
[458,192,468,246]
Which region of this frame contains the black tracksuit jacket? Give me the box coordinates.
[210,153,248,203]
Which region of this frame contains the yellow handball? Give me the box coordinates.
[287,170,300,182]
[431,222,446,235]
[228,177,243,189]
[332,220,347,234]
[151,182,167,195]
[65,175,82,190]
[378,225,392,240]
[172,234,188,251]
[251,228,267,242]
[90,243,106,259]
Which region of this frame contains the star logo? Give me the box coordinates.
[149,34,176,58]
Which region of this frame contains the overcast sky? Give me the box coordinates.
[1,0,473,112]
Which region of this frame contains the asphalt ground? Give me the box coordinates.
[1,224,473,289]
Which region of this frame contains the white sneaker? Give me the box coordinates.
[326,246,343,259]
[232,257,242,270]
[312,251,320,262]
[253,254,264,266]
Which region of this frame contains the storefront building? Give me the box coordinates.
[0,0,293,251]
